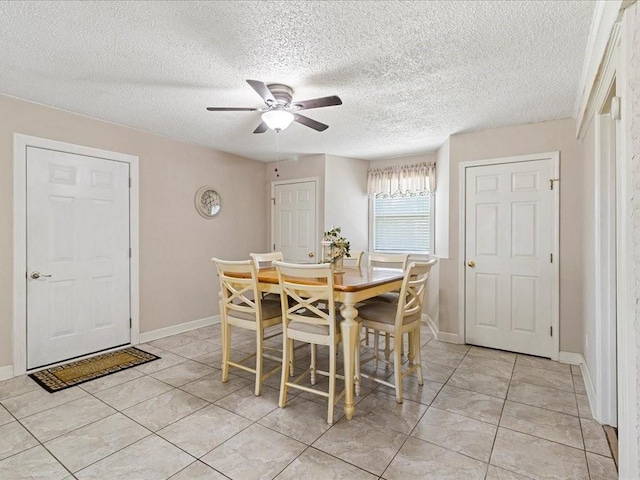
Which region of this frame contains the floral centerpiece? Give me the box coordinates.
[322,227,351,271]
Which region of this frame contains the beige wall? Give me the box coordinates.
[0,94,268,368]
[437,117,584,353]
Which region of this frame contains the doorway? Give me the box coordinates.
[271,179,318,262]
[460,152,560,359]
[13,135,140,374]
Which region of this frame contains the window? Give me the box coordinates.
[372,195,432,254]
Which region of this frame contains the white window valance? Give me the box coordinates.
[367,162,436,198]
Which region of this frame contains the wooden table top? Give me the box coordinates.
[254,266,404,292]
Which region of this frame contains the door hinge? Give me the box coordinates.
[273,243,276,250]
[271,197,275,205]
[129,247,132,258]
[549,178,560,190]
[550,253,553,263]
[129,177,132,188]
[129,318,132,328]
[550,326,553,336]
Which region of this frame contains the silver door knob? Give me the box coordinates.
[467,261,476,268]
[308,252,315,258]
[30,271,52,279]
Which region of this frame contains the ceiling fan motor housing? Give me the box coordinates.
[267,84,294,107]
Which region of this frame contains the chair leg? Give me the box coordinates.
[327,342,336,425]
[310,343,317,385]
[407,331,415,363]
[221,320,231,383]
[394,338,403,404]
[279,337,291,408]
[384,333,391,362]
[288,339,295,377]
[255,328,263,396]
[355,326,362,397]
[373,330,380,369]
[365,327,370,346]
[414,326,424,386]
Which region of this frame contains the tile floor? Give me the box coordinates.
[0,324,618,479]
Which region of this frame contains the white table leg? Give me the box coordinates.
[340,301,358,420]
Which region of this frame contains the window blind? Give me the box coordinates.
[373,196,431,254]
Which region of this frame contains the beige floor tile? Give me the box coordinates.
[276,447,377,480]
[466,346,517,364]
[45,413,150,472]
[157,404,251,458]
[182,324,222,339]
[20,396,116,442]
[376,379,444,405]
[135,351,187,374]
[425,340,471,354]
[573,374,587,395]
[485,465,533,479]
[179,372,251,403]
[570,364,582,375]
[432,385,504,425]
[313,416,408,476]
[350,390,427,434]
[94,376,173,410]
[507,382,578,416]
[511,364,574,392]
[580,418,611,457]
[136,343,165,355]
[150,333,199,350]
[515,355,571,373]
[76,434,193,480]
[0,385,87,419]
[201,423,305,480]
[576,394,594,419]
[79,367,144,394]
[423,360,456,383]
[586,452,618,480]
[499,400,583,449]
[0,421,38,461]
[190,352,223,369]
[490,428,589,480]
[123,388,208,431]
[0,405,14,426]
[214,384,280,421]
[0,446,69,480]
[446,369,510,399]
[421,345,466,367]
[383,436,487,480]
[150,360,216,387]
[169,461,228,480]
[412,406,497,462]
[170,339,222,359]
[457,356,514,380]
[0,375,40,402]
[259,396,337,444]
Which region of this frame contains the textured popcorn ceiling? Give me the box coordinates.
[0,1,595,161]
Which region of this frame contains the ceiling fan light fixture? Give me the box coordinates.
[262,110,295,131]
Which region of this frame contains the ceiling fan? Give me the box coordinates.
[207,79,342,133]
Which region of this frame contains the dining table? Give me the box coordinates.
[252,265,405,420]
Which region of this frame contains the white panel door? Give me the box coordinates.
[27,147,130,369]
[465,159,555,358]
[274,181,316,262]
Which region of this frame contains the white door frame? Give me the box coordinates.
[13,134,140,376]
[270,177,320,258]
[458,152,560,360]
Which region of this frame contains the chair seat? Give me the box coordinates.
[229,299,282,321]
[288,308,348,336]
[366,292,399,304]
[358,302,420,326]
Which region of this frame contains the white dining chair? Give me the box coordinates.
[358,259,436,403]
[342,250,364,268]
[250,251,284,269]
[274,261,359,424]
[213,258,287,396]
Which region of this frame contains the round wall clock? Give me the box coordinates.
[195,186,221,218]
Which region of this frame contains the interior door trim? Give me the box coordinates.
[12,134,140,376]
[270,177,320,259]
[457,151,560,360]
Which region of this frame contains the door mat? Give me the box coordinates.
[29,347,160,393]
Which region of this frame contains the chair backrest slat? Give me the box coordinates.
[394,259,437,328]
[213,258,265,322]
[342,250,364,268]
[368,252,409,270]
[250,252,284,269]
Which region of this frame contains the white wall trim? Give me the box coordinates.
[457,152,560,359]
[581,355,598,421]
[558,351,584,365]
[270,177,320,258]
[424,314,462,344]
[575,0,624,138]
[0,365,14,382]
[12,134,140,375]
[138,315,220,344]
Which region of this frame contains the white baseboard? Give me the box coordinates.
[138,315,220,344]
[0,365,14,381]
[558,351,583,365]
[423,314,462,344]
[579,355,597,421]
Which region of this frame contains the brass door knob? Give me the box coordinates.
[308,252,314,258]
[467,261,476,268]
